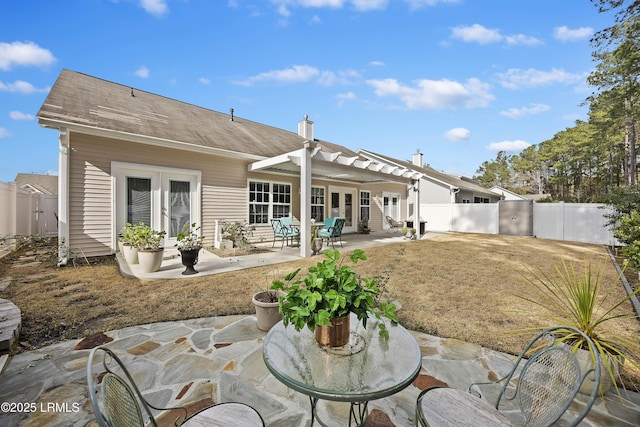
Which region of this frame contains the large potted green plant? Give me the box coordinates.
[519,258,640,395]
[175,223,204,275]
[135,225,166,273]
[271,249,398,347]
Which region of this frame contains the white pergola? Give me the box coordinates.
[249,141,423,257]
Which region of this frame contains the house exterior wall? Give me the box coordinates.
[421,178,452,204]
[66,134,411,256]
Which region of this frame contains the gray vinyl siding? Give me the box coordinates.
[422,178,452,204]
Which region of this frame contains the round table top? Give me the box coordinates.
[262,313,422,402]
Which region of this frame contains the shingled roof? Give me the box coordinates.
[13,173,58,195]
[38,69,356,159]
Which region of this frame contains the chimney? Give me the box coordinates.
[412,149,423,167]
[298,114,314,140]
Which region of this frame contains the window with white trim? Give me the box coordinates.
[248,181,292,224]
[311,186,325,221]
[360,191,370,220]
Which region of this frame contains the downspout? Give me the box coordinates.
[451,187,459,232]
[58,128,70,266]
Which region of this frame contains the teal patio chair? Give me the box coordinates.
[318,217,345,248]
[271,218,299,249]
[416,326,601,427]
[87,346,264,427]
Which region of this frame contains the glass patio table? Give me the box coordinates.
[262,313,422,426]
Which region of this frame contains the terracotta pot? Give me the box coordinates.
[137,248,164,273]
[315,314,350,347]
[252,291,282,331]
[179,247,200,275]
[122,244,138,265]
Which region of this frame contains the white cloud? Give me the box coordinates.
[451,24,502,44]
[234,65,359,86]
[9,111,34,120]
[495,68,584,90]
[369,60,385,67]
[198,77,210,85]
[0,41,56,71]
[0,80,49,94]
[367,77,494,109]
[444,127,470,142]
[554,26,593,42]
[135,66,150,78]
[0,128,12,139]
[487,139,530,152]
[505,34,543,46]
[336,91,357,106]
[500,103,550,119]
[140,0,168,16]
[351,0,388,11]
[405,0,460,10]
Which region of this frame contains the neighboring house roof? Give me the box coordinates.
[13,173,58,195]
[37,69,351,160]
[489,185,527,200]
[358,149,497,198]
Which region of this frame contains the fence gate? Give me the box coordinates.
[498,200,533,236]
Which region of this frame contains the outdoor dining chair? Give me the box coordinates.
[87,346,264,427]
[416,326,601,427]
[318,217,345,248]
[270,218,299,249]
[385,215,403,231]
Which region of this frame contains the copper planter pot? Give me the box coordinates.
[315,314,350,347]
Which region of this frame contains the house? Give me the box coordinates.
[489,185,527,201]
[13,173,58,195]
[37,69,424,260]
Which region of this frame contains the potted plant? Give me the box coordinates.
[519,258,640,395]
[135,225,166,273]
[271,249,398,347]
[232,258,284,331]
[119,222,141,264]
[175,223,204,275]
[310,218,323,255]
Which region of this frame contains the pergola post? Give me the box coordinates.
[299,140,316,258]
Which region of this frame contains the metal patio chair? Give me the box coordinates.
[416,326,601,427]
[385,215,403,231]
[270,218,299,249]
[87,346,264,427]
[318,217,345,248]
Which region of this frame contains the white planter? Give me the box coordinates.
[252,291,283,331]
[219,240,233,250]
[122,244,139,265]
[137,248,164,273]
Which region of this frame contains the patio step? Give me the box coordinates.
[0,298,21,355]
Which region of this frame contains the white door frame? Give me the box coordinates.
[112,162,201,250]
[328,185,357,234]
[382,191,401,230]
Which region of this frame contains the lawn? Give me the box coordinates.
[1,232,639,388]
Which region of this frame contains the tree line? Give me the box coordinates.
[474,0,640,203]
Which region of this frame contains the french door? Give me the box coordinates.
[383,192,401,230]
[329,186,357,234]
[114,163,200,249]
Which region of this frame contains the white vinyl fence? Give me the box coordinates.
[422,202,616,246]
[0,182,58,243]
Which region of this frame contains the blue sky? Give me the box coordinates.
[0,0,614,183]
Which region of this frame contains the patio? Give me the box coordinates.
[118,230,441,280]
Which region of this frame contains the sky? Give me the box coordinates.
[0,0,617,183]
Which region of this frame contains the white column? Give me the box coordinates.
[414,180,421,239]
[58,128,70,265]
[299,141,315,258]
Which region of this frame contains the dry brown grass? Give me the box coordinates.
[1,233,639,386]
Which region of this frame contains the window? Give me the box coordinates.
[127,177,151,225]
[311,187,325,221]
[474,197,490,203]
[360,191,370,220]
[248,181,291,224]
[249,181,270,224]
